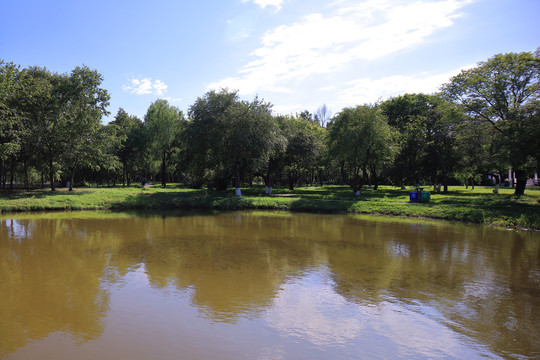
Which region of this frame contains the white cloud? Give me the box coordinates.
[265,272,366,347]
[209,0,473,97]
[122,78,168,96]
[242,0,285,11]
[152,79,168,96]
[334,66,472,109]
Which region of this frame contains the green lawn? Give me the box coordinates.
[0,184,539,229]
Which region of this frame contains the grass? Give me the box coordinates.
[0,184,539,230]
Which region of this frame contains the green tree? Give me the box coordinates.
[281,114,325,190]
[185,89,238,189]
[109,108,145,186]
[18,67,66,190]
[381,94,461,191]
[225,97,276,195]
[0,61,22,190]
[452,116,495,189]
[62,66,110,191]
[186,89,276,194]
[328,104,395,195]
[17,66,109,191]
[144,99,184,188]
[256,115,288,194]
[442,49,540,195]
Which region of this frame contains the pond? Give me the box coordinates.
[0,211,539,359]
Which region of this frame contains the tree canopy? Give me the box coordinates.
[145,99,184,188]
[328,104,395,194]
[0,49,538,195]
[442,49,540,194]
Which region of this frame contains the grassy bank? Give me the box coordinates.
[0,184,539,229]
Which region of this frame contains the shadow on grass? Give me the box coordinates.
[0,189,94,199]
[111,189,216,210]
[240,185,408,201]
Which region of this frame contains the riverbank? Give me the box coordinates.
[0,185,539,229]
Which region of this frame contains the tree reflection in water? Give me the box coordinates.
[0,212,539,359]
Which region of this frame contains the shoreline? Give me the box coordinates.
[0,185,539,230]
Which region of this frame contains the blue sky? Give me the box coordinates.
[1,0,539,122]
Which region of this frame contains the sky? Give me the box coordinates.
[1,0,539,123]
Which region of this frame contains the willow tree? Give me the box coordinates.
[328,104,395,195]
[186,89,276,195]
[144,99,184,188]
[442,49,540,195]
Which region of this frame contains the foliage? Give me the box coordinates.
[442,49,540,194]
[381,93,461,191]
[61,66,111,190]
[185,89,276,193]
[144,99,184,187]
[278,114,326,190]
[328,104,395,194]
[0,61,21,162]
[1,49,538,199]
[109,108,145,186]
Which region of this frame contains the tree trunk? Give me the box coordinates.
[508,169,514,187]
[370,166,379,190]
[161,152,167,188]
[69,170,75,191]
[514,169,527,195]
[234,163,241,196]
[288,171,297,191]
[122,163,126,187]
[0,159,3,193]
[351,174,364,196]
[24,160,29,191]
[9,158,14,190]
[49,159,55,191]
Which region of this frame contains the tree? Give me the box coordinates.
[328,104,395,195]
[17,66,109,191]
[18,67,66,191]
[109,108,145,186]
[186,89,276,194]
[381,94,463,191]
[452,115,494,189]
[442,50,540,195]
[62,66,110,191]
[256,115,288,194]
[225,97,276,195]
[185,89,238,190]
[0,61,22,190]
[144,99,184,188]
[315,104,331,127]
[281,114,325,190]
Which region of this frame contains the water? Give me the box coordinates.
[1,211,539,359]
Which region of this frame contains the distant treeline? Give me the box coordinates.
[0,49,538,195]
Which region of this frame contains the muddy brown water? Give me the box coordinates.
[1,211,539,359]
